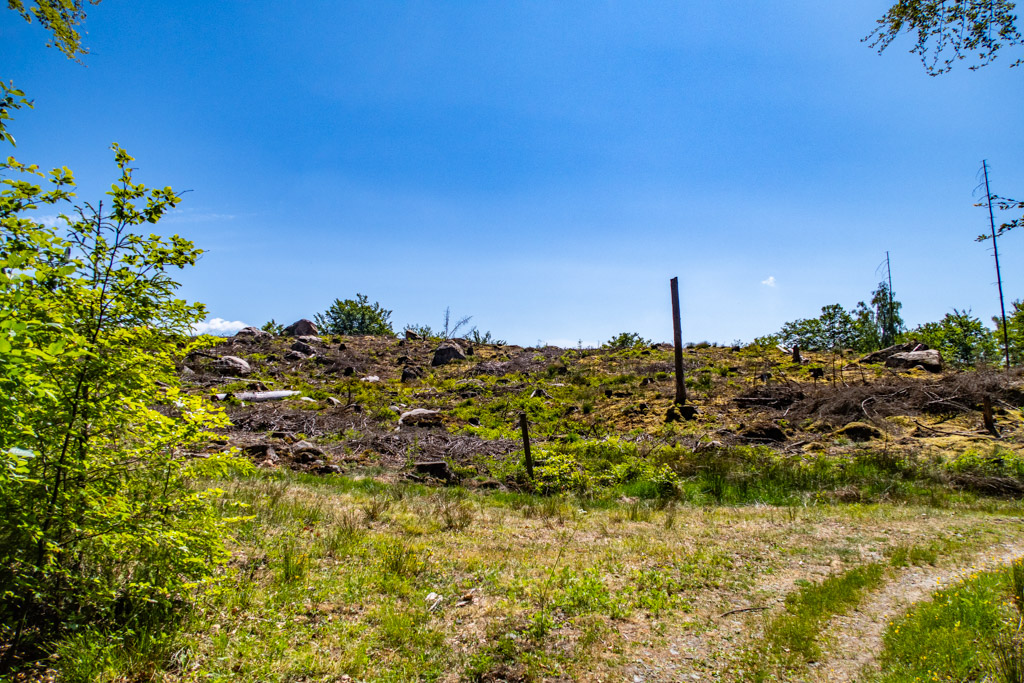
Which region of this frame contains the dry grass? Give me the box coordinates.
[139,473,1024,682]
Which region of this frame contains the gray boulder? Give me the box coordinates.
[401,366,424,383]
[213,355,251,376]
[858,342,927,365]
[284,319,319,336]
[431,341,466,367]
[291,440,323,456]
[886,350,943,373]
[291,340,315,355]
[235,326,272,341]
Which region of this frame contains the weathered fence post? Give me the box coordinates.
[520,412,534,480]
[982,395,1000,438]
[670,277,687,406]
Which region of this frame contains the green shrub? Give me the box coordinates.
[314,294,394,336]
[908,308,998,367]
[602,332,651,350]
[534,452,593,494]
[877,565,1013,681]
[0,145,249,664]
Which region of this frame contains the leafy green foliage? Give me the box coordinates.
[779,284,905,353]
[260,318,283,334]
[406,307,498,343]
[0,81,33,147]
[467,327,506,345]
[0,144,248,663]
[759,563,885,666]
[315,293,394,336]
[866,0,1022,74]
[7,0,100,60]
[996,299,1024,366]
[602,331,651,350]
[871,279,904,347]
[779,303,860,351]
[977,194,1024,241]
[877,563,1018,681]
[908,308,997,367]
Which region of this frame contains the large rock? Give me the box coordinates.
[886,350,943,373]
[401,366,424,383]
[213,355,251,376]
[859,342,928,365]
[291,440,323,456]
[235,326,272,341]
[431,341,466,367]
[284,319,319,336]
[413,461,454,482]
[399,408,442,427]
[290,340,315,355]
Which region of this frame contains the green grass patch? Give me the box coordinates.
[876,558,1024,682]
[743,562,886,679]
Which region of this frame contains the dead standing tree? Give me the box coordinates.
[668,277,697,420]
[978,160,1012,370]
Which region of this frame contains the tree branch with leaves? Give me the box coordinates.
[866,0,1022,74]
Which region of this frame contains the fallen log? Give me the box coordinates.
[213,390,302,402]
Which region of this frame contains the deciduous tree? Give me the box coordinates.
[866,0,1022,74]
[1,142,246,667]
[7,0,101,60]
[315,293,394,336]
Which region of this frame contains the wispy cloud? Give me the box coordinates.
[761,276,776,287]
[193,318,248,336]
[35,214,68,228]
[166,209,237,224]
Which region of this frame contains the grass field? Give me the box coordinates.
[46,467,1023,682]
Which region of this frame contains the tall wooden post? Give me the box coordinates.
[982,160,1011,370]
[519,413,534,480]
[670,277,686,405]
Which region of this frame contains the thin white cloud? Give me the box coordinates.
[761,276,776,287]
[166,209,237,224]
[193,318,248,336]
[35,214,68,228]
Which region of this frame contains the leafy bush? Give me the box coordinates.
[314,293,394,336]
[0,145,248,663]
[778,283,904,353]
[260,318,284,334]
[995,299,1024,366]
[534,451,593,494]
[602,332,651,350]
[908,308,997,367]
[468,327,506,345]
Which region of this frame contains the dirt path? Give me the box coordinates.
[807,528,1024,682]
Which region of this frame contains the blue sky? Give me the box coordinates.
[3,1,1022,345]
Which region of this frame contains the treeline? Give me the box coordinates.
[774,282,1023,368]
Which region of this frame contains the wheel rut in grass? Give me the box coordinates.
[807,531,1024,682]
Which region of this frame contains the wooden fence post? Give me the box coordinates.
[520,413,534,480]
[671,277,687,406]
